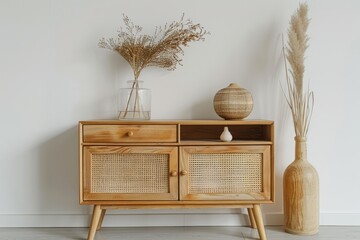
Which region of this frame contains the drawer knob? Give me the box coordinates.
[180,170,188,176]
[170,171,178,177]
[127,131,134,137]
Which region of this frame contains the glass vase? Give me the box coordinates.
[118,80,151,120]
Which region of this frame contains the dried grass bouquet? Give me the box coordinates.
[99,14,208,119]
[282,3,314,137]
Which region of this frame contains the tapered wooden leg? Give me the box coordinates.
[88,205,102,240]
[247,208,257,229]
[252,204,267,240]
[97,209,107,230]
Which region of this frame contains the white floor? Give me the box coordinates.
[0,226,359,240]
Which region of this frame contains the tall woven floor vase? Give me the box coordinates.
[283,137,319,235]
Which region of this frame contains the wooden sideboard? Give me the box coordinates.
[79,120,274,240]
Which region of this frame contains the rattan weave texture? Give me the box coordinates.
[91,153,169,193]
[188,153,262,193]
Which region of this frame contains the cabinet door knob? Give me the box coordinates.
[127,131,134,137]
[180,170,188,176]
[170,171,178,177]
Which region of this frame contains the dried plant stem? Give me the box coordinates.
[122,79,141,118]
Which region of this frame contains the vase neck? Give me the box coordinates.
[127,80,143,84]
[295,137,307,161]
[126,80,145,89]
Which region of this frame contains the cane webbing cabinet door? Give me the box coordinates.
[83,146,178,201]
[180,146,271,201]
[79,120,274,240]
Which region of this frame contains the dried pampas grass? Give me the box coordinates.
[282,3,314,137]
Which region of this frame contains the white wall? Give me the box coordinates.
[1,0,359,227]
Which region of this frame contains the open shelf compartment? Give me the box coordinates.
[180,124,272,142]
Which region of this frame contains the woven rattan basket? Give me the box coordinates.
[213,83,253,120]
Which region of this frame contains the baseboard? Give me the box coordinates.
[0,213,359,227]
[266,213,360,226]
[0,213,250,227]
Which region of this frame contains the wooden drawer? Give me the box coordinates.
[83,124,177,143]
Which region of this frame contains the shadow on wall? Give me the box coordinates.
[190,97,219,120]
[37,125,89,215]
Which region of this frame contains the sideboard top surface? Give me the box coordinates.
[79,119,274,125]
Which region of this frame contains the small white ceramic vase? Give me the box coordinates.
[220,127,232,142]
